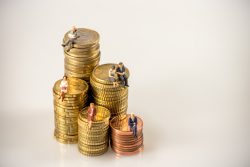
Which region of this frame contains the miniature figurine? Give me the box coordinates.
[62,26,80,52]
[58,76,68,102]
[109,65,119,87]
[116,62,129,87]
[128,113,137,138]
[87,103,96,129]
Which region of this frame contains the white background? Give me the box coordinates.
[0,0,249,167]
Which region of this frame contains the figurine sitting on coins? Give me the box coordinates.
[108,65,119,87]
[58,76,68,102]
[116,62,129,87]
[128,113,137,138]
[62,26,80,52]
[87,103,96,129]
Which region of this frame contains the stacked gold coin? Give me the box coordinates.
[78,105,110,156]
[63,28,101,82]
[53,77,89,144]
[90,63,129,118]
[110,114,144,155]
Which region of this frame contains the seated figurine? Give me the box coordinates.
[58,76,68,102]
[62,26,80,52]
[116,62,129,87]
[128,113,137,138]
[87,103,96,129]
[109,65,119,87]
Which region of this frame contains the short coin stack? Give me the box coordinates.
[53,77,89,144]
[63,28,101,82]
[90,64,129,118]
[110,114,144,155]
[78,105,110,156]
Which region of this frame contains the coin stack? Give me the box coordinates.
[110,114,144,155]
[90,63,129,118]
[78,105,110,156]
[63,28,101,82]
[53,77,89,144]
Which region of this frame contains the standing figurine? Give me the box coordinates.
[87,103,96,129]
[116,62,129,87]
[128,113,137,138]
[109,65,119,87]
[58,76,68,102]
[62,26,80,52]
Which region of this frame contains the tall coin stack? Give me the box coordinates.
[63,28,101,82]
[78,105,110,156]
[110,114,144,155]
[90,64,129,118]
[53,77,89,144]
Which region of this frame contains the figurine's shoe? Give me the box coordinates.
[61,44,66,47]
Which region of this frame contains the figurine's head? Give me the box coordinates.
[118,62,123,68]
[63,75,67,81]
[90,103,95,108]
[111,65,116,70]
[130,113,135,119]
[72,26,77,32]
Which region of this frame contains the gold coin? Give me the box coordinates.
[64,56,100,65]
[78,147,108,156]
[65,48,100,58]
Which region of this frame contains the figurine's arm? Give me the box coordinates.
[108,70,112,77]
[116,72,125,75]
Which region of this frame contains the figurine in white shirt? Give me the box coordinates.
[62,26,80,52]
[109,65,118,87]
[58,76,68,102]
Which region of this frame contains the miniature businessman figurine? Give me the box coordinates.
[62,26,80,52]
[116,62,129,87]
[87,103,96,129]
[109,65,119,87]
[58,76,68,102]
[128,113,137,138]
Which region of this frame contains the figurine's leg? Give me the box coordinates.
[124,75,129,86]
[134,126,137,137]
[61,92,65,102]
[62,39,69,47]
[66,41,73,52]
[119,76,125,86]
[88,121,92,129]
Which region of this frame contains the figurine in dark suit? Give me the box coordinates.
[116,62,129,87]
[128,113,137,137]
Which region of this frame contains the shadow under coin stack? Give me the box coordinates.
[53,77,89,144]
[90,64,129,119]
[78,105,110,156]
[63,28,101,82]
[110,114,144,155]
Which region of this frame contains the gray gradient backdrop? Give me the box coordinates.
[0,0,249,167]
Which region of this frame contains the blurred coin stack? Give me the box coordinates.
[63,28,101,82]
[90,64,129,118]
[110,114,144,155]
[78,105,110,156]
[53,77,89,144]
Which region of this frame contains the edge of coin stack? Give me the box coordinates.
[63,28,101,82]
[53,77,89,144]
[78,105,110,156]
[110,114,144,155]
[90,63,130,119]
